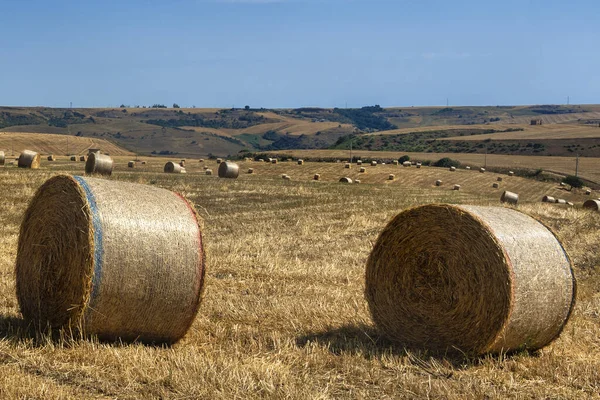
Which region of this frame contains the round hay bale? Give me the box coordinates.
[164,161,183,174]
[402,161,411,167]
[313,174,320,181]
[371,161,377,166]
[298,159,304,165]
[355,179,361,184]
[127,161,135,168]
[80,156,86,162]
[560,182,566,187]
[339,177,353,184]
[393,160,399,165]
[248,168,254,174]
[508,171,515,176]
[357,160,363,166]
[199,159,204,163]
[365,204,575,354]
[47,155,55,161]
[85,153,114,176]
[271,158,278,164]
[203,166,209,170]
[449,166,456,172]
[16,175,205,344]
[567,202,574,206]
[556,199,567,205]
[18,150,41,169]
[497,177,503,182]
[205,169,213,175]
[583,199,600,211]
[453,184,461,190]
[542,195,556,203]
[70,156,77,162]
[282,174,290,180]
[141,161,146,165]
[388,174,395,181]
[501,191,519,205]
[345,163,351,169]
[492,183,500,188]
[435,180,442,186]
[416,163,422,169]
[465,166,471,170]
[480,168,486,173]
[181,168,187,174]
[359,167,366,173]
[381,163,386,165]
[216,158,223,164]
[180,160,186,167]
[0,150,5,166]
[586,189,592,195]
[218,161,240,179]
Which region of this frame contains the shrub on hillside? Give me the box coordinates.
[564,175,584,189]
[398,155,410,163]
[433,157,461,168]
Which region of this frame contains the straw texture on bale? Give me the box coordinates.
[388,174,395,181]
[47,155,55,161]
[85,153,114,176]
[16,175,206,344]
[365,204,575,354]
[359,167,366,173]
[205,169,213,175]
[218,161,240,179]
[70,156,77,161]
[339,177,353,183]
[449,166,456,172]
[453,184,461,190]
[164,161,184,174]
[127,161,135,168]
[435,180,442,186]
[80,156,86,162]
[501,191,519,205]
[313,174,321,181]
[583,199,600,210]
[18,150,41,169]
[480,168,486,173]
[0,151,4,165]
[542,195,556,203]
[492,183,499,188]
[247,168,254,174]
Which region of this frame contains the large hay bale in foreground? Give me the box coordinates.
[0,151,5,166]
[339,177,353,184]
[501,191,519,205]
[85,153,114,176]
[218,161,240,179]
[365,204,575,354]
[16,175,206,344]
[164,161,184,174]
[583,199,600,211]
[18,150,41,169]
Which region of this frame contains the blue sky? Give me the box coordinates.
[0,0,598,108]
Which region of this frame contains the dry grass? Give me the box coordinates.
[0,160,599,399]
[0,132,131,156]
[445,124,600,141]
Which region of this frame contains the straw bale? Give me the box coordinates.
[180,160,186,167]
[403,161,411,167]
[556,199,567,205]
[449,166,456,172]
[560,182,566,187]
[508,171,515,176]
[583,199,600,211]
[542,195,556,203]
[282,174,290,180]
[127,161,135,168]
[216,158,223,164]
[339,177,353,183]
[85,153,114,176]
[298,159,304,165]
[586,189,592,195]
[359,167,366,173]
[70,156,77,161]
[357,160,363,166]
[465,166,471,170]
[205,169,213,175]
[497,177,503,182]
[435,180,442,186]
[345,163,351,169]
[501,191,519,205]
[16,175,205,344]
[181,168,187,174]
[355,179,361,184]
[248,168,254,174]
[388,174,395,181]
[313,174,320,181]
[164,161,184,174]
[18,150,41,169]
[199,159,204,162]
[480,168,486,173]
[492,183,499,188]
[0,151,4,165]
[416,163,422,169]
[141,161,146,165]
[80,156,86,162]
[47,155,56,161]
[453,184,461,190]
[365,204,575,354]
[371,161,377,166]
[567,202,574,206]
[218,161,240,179]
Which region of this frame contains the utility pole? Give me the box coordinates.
[349,139,353,163]
[575,153,579,177]
[446,98,449,107]
[484,147,488,168]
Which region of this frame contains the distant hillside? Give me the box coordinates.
[0,132,131,156]
[1,104,600,158]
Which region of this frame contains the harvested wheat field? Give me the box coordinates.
[0,159,599,399]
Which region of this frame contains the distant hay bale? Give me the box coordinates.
[248,168,254,174]
[560,182,566,187]
[0,151,4,166]
[393,160,399,165]
[180,160,186,167]
[216,158,223,164]
[501,191,519,205]
[357,160,363,166]
[267,158,273,163]
[381,163,386,165]
[480,168,486,173]
[465,166,471,170]
[70,156,77,162]
[85,153,114,176]
[128,161,135,168]
[402,161,411,167]
[388,174,395,181]
[164,161,184,174]
[282,174,290,180]
[508,171,515,176]
[453,184,461,190]
[567,202,574,206]
[355,179,361,184]
[416,163,422,168]
[497,177,503,182]
[313,174,320,181]
[205,169,213,175]
[371,161,377,166]
[16,175,205,344]
[449,166,456,172]
[583,199,600,211]
[47,155,55,161]
[298,159,304,165]
[492,183,499,188]
[556,199,567,205]
[198,159,204,163]
[18,150,41,169]
[365,204,575,354]
[218,161,240,179]
[359,167,366,173]
[80,156,86,162]
[586,189,592,195]
[272,158,278,164]
[435,180,443,186]
[87,148,100,155]
[339,177,353,184]
[345,163,351,169]
[141,161,146,165]
[542,195,556,203]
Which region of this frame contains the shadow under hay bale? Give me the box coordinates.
[583,199,600,211]
[164,161,184,174]
[18,150,41,169]
[501,191,519,205]
[365,204,575,355]
[218,161,240,179]
[85,153,114,176]
[16,175,206,344]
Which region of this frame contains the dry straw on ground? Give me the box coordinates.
[15,175,206,344]
[501,191,519,205]
[583,199,600,211]
[218,161,240,179]
[164,161,184,174]
[365,204,575,354]
[85,153,114,176]
[18,150,41,169]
